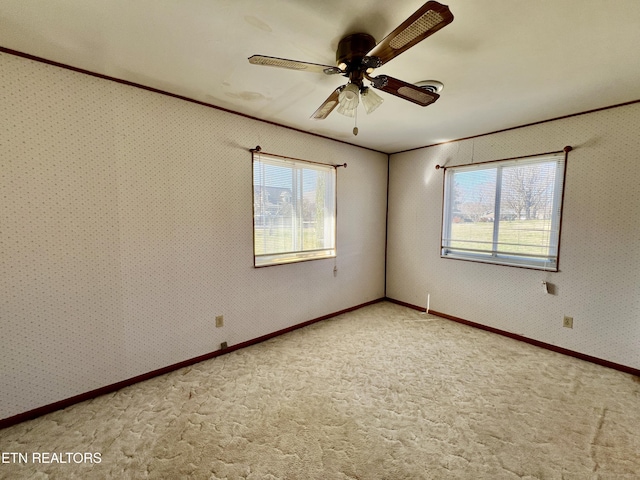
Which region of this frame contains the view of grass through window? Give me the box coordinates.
[450,219,553,256]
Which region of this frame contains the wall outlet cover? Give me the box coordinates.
[563,316,573,329]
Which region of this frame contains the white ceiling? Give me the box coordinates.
[2,0,640,153]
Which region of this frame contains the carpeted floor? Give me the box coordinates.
[1,301,639,479]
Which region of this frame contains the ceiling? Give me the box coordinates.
[1,0,640,153]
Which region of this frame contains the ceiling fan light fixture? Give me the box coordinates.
[249,1,454,128]
[361,87,384,114]
[338,83,360,111]
[336,103,357,117]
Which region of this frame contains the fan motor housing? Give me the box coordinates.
[336,33,376,69]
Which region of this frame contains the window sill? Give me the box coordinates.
[441,253,558,272]
[254,250,336,268]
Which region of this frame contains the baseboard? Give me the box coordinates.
[384,297,426,312]
[428,309,640,378]
[0,297,385,430]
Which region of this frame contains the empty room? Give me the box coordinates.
[1,1,640,478]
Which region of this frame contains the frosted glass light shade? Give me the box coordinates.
[336,103,357,117]
[338,83,360,111]
[361,87,384,114]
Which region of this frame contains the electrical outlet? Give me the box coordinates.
[215,315,224,328]
[563,316,573,329]
[220,341,228,350]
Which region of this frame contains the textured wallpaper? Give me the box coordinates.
[0,52,388,420]
[387,102,640,370]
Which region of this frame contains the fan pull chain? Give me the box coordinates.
[353,107,359,136]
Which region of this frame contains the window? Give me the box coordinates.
[253,152,336,267]
[441,153,566,271]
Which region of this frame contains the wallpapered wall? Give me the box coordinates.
[387,102,640,370]
[0,52,388,420]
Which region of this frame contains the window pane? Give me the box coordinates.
[497,162,557,257]
[253,162,294,256]
[300,167,333,251]
[448,168,496,253]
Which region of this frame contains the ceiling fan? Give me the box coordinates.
[248,1,454,134]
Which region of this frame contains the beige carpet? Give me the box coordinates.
[1,302,639,479]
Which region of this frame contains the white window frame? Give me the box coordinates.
[441,152,567,271]
[252,152,337,267]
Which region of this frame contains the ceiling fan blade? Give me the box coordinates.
[370,75,439,106]
[311,88,341,120]
[367,1,453,66]
[248,55,342,75]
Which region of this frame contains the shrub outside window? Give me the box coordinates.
[253,153,336,267]
[441,153,566,271]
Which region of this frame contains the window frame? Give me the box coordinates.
[440,151,568,271]
[252,151,337,268]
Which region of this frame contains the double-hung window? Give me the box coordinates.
[253,152,336,267]
[441,153,566,271]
